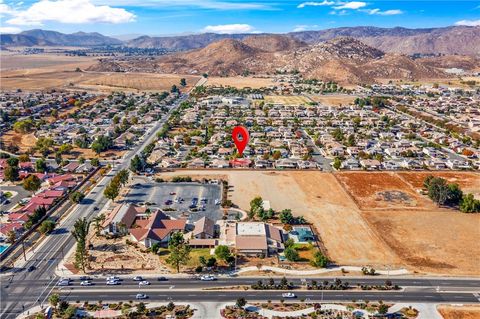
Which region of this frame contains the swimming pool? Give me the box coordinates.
[292,226,315,242]
[0,244,9,254]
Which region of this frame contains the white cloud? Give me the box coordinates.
[363,8,403,15]
[0,0,16,15]
[202,24,255,34]
[0,26,22,33]
[93,0,272,10]
[455,19,480,26]
[6,0,135,25]
[333,1,366,10]
[297,1,334,9]
[293,24,319,32]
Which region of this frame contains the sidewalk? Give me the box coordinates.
[237,265,409,276]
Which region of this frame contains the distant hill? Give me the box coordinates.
[1,29,122,47]
[289,26,480,55]
[88,35,448,84]
[2,26,480,56]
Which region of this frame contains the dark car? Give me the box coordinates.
[157,276,168,281]
[27,265,36,272]
[164,200,173,205]
[93,206,99,211]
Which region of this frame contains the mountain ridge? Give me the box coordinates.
[1,26,480,55]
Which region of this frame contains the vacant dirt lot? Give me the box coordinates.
[158,170,400,267]
[398,171,480,197]
[438,305,480,319]
[335,172,433,210]
[206,76,275,88]
[264,95,313,105]
[1,54,97,72]
[158,170,480,275]
[80,73,200,92]
[1,132,37,153]
[363,209,480,275]
[308,94,358,106]
[1,54,200,92]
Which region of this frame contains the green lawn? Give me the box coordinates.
[158,248,212,268]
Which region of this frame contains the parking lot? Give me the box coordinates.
[125,178,223,222]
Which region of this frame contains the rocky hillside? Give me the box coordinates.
[88,36,450,84]
[290,26,480,55]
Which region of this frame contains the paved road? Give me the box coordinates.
[56,290,480,304]
[0,94,188,319]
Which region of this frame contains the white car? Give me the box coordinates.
[80,281,92,286]
[106,280,120,285]
[139,280,150,286]
[200,275,216,281]
[136,293,147,299]
[106,276,120,281]
[133,276,143,281]
[57,280,70,286]
[281,292,296,298]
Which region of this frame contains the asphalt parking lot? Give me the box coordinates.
[125,179,223,222]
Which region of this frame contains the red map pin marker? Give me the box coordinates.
[232,126,249,156]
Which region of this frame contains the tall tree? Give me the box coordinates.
[166,231,190,273]
[92,214,105,236]
[103,183,119,202]
[4,165,19,182]
[35,158,48,173]
[71,218,90,272]
[130,155,143,173]
[23,175,42,194]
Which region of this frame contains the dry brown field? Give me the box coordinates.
[438,305,480,319]
[1,54,200,92]
[158,170,400,268]
[397,171,480,197]
[158,170,480,275]
[79,73,200,92]
[335,172,433,210]
[264,95,313,105]
[308,94,358,106]
[206,76,275,88]
[1,54,97,71]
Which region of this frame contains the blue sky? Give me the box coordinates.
[0,0,479,36]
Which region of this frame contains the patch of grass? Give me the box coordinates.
[292,243,315,262]
[158,248,212,268]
